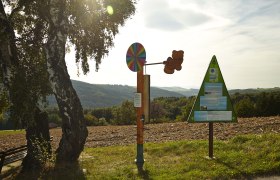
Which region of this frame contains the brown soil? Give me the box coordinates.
[1,116,280,152]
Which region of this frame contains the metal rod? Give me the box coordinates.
[145,62,164,66]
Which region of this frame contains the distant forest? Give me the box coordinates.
[1,88,280,129]
[47,89,280,127]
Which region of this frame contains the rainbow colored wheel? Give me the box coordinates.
[126,42,146,72]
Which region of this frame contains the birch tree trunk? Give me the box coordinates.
[44,0,88,162]
[0,2,51,171]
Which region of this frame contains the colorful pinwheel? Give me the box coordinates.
[126,42,146,72]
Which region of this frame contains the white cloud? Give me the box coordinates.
[67,0,280,89]
[142,0,231,31]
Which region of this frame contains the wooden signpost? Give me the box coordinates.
[126,42,146,167]
[126,42,184,169]
[188,55,237,158]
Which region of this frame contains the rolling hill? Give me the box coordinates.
[47,80,279,108]
[47,80,185,108]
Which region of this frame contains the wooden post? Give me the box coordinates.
[143,75,150,123]
[136,70,144,166]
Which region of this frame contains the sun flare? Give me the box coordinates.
[107,5,114,15]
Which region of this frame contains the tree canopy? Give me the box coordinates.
[1,0,137,164]
[4,0,136,73]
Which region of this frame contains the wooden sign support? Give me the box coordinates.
[136,70,144,167]
[209,122,214,158]
[127,43,184,169]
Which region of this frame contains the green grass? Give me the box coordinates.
[83,134,280,179]
[9,134,280,179]
[0,129,24,136]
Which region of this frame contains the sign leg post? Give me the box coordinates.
[209,122,214,158]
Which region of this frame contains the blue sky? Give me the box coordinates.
[66,0,280,89]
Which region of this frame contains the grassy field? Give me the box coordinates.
[12,133,280,179]
[0,129,24,136]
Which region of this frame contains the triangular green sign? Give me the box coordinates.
[188,55,237,123]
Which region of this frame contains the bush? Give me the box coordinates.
[235,97,256,117]
[98,118,108,126]
[84,113,97,126]
[48,113,62,126]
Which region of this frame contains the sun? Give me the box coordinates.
[107,5,114,15]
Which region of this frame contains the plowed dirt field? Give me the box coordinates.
[1,116,280,151]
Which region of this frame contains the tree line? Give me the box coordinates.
[36,90,280,127]
[231,91,280,117]
[2,90,279,129]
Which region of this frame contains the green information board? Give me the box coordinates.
[188,55,237,123]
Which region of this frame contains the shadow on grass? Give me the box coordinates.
[214,158,248,178]
[214,158,280,179]
[1,161,86,180]
[43,161,86,180]
[137,163,150,180]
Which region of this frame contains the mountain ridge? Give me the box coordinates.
[47,80,186,108]
[47,80,279,108]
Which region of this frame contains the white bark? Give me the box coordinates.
[45,0,88,162]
